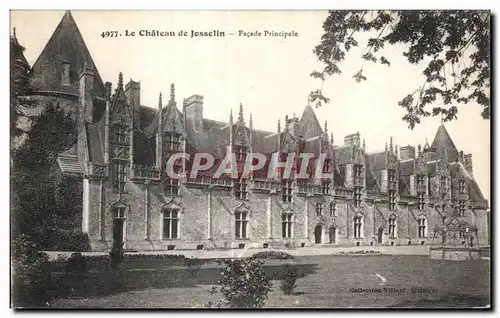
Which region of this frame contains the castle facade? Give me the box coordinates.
[11,12,490,252]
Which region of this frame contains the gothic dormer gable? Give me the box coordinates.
[233,103,250,148]
[110,73,132,125]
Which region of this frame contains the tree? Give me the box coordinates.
[311,10,490,129]
[10,32,36,147]
[11,102,80,241]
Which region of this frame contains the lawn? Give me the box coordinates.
[49,255,490,308]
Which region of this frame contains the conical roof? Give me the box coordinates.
[430,124,459,162]
[29,11,105,97]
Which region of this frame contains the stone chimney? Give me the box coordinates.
[125,79,141,126]
[464,153,473,176]
[344,132,360,146]
[399,145,415,160]
[185,94,204,132]
[79,63,94,123]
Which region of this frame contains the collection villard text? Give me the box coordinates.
[101,29,299,39]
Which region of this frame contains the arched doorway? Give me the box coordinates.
[314,225,323,244]
[329,226,336,244]
[377,226,384,243]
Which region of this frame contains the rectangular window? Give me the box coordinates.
[354,187,362,207]
[323,158,332,173]
[112,125,129,145]
[282,180,293,203]
[163,209,179,239]
[113,207,126,218]
[440,176,447,198]
[235,211,248,239]
[165,133,181,152]
[329,201,336,216]
[459,200,466,216]
[234,146,247,163]
[234,178,248,200]
[418,218,427,238]
[282,213,293,238]
[112,161,127,192]
[459,180,466,194]
[354,164,363,187]
[62,63,70,85]
[322,181,331,195]
[388,169,397,190]
[388,217,397,238]
[354,216,362,238]
[388,190,396,211]
[316,203,323,216]
[416,174,425,187]
[417,192,425,210]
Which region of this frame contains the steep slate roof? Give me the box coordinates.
[431,124,459,163]
[298,104,323,140]
[366,152,386,171]
[29,11,106,98]
[399,159,415,176]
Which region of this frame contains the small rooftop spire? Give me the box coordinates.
[390,136,393,152]
[331,133,334,145]
[238,102,245,124]
[170,83,175,102]
[118,72,123,89]
[363,138,366,152]
[324,120,328,135]
[249,114,253,130]
[278,119,281,133]
[158,93,162,109]
[229,109,233,125]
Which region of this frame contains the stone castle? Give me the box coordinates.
[11,11,489,251]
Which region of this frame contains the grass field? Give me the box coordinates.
[49,255,490,308]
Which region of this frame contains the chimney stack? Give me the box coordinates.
[185,94,204,132]
[125,79,141,126]
[344,132,360,146]
[399,145,416,160]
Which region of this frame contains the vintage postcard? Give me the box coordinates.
[10,10,491,309]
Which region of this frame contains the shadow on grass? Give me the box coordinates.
[51,263,319,300]
[392,293,490,308]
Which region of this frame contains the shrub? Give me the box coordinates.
[184,257,204,277]
[280,264,299,295]
[250,251,294,260]
[12,234,54,307]
[207,258,272,308]
[64,252,88,273]
[42,229,91,252]
[109,242,124,269]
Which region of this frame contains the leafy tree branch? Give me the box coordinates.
[310,10,490,129]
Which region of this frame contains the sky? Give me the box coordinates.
[10,10,490,204]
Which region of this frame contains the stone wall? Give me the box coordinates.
[85,177,489,252]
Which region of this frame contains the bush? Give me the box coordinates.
[250,251,295,260]
[64,253,88,273]
[280,264,299,295]
[184,258,205,277]
[206,258,272,308]
[12,234,54,307]
[41,229,91,252]
[109,242,124,269]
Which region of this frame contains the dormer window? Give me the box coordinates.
[62,62,70,85]
[165,132,181,152]
[459,180,466,194]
